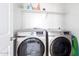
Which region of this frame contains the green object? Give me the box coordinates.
[71,35,78,56]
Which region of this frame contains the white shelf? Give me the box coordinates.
[21,9,67,15]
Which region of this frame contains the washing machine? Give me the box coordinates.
[14,29,48,56]
[48,29,72,56]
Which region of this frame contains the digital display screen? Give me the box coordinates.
[36,32,43,35]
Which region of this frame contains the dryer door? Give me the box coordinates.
[17,37,45,56]
[50,37,71,56]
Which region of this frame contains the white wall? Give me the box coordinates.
[64,3,79,53]
[13,3,23,32]
[64,3,79,37]
[22,3,65,30]
[22,13,64,29]
[64,4,79,31]
[40,3,65,12]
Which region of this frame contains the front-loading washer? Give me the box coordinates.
[14,28,48,56]
[48,29,72,56]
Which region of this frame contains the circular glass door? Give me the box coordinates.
[50,37,71,56]
[17,37,45,56]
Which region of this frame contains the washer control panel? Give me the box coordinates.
[16,31,45,37]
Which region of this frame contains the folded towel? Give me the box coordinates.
[71,35,78,56]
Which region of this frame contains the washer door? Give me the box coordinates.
[17,37,45,56]
[50,37,71,56]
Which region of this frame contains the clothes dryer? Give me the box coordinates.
[48,30,72,56]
